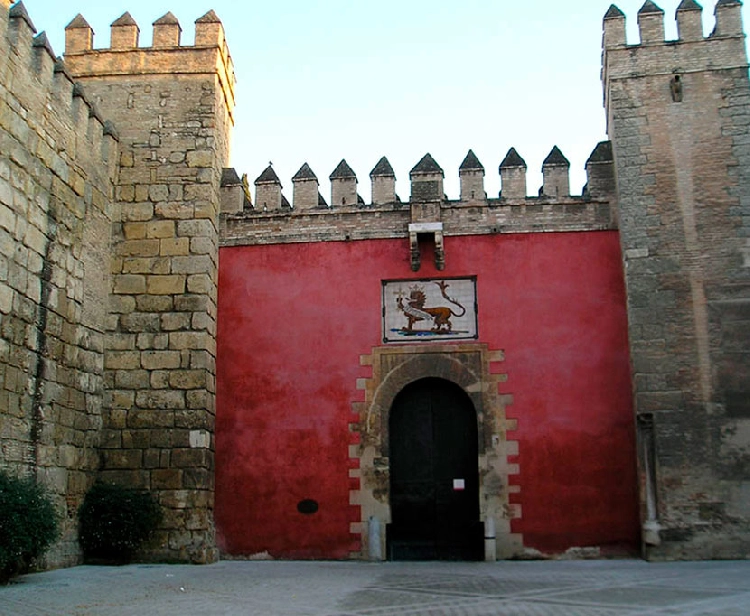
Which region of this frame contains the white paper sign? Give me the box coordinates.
[453,479,465,491]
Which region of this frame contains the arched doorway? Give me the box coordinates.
[387,377,483,560]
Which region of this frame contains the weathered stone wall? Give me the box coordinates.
[604,1,750,559]
[0,1,118,567]
[3,0,748,569]
[63,10,235,563]
[221,198,615,247]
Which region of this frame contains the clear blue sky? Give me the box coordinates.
[20,1,750,200]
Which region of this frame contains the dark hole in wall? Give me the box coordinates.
[297,499,319,515]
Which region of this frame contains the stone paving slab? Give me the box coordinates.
[1,560,749,616]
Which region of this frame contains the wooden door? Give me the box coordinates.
[388,378,482,560]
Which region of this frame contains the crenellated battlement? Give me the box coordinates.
[1,2,120,180]
[603,2,748,110]
[603,1,749,136]
[223,145,615,217]
[63,9,236,123]
[220,144,617,247]
[603,0,744,49]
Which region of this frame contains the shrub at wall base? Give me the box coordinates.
[78,483,163,564]
[0,470,59,584]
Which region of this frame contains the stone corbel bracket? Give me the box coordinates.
[408,222,445,272]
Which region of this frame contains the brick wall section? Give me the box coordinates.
[64,12,235,564]
[604,3,750,559]
[0,2,118,567]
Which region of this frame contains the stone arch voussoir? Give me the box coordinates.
[350,343,521,560]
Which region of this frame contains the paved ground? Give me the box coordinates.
[1,559,749,615]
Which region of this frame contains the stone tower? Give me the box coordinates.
[603,0,750,559]
[63,10,235,563]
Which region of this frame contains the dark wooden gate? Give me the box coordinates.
[387,378,483,560]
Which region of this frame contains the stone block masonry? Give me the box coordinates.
[2,0,749,570]
[0,1,119,567]
[604,1,750,560]
[63,9,235,564]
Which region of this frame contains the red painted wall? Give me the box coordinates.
[215,231,639,558]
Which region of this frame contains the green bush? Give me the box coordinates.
[78,482,162,563]
[0,469,59,584]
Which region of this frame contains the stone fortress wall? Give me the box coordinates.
[0,0,234,566]
[62,5,235,565]
[0,0,748,567]
[0,0,119,566]
[603,0,750,560]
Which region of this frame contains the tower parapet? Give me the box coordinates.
[254,164,284,211]
[330,159,358,207]
[541,146,570,198]
[676,0,703,41]
[293,163,320,209]
[64,11,235,124]
[499,148,527,201]
[370,157,397,205]
[584,141,616,200]
[603,1,748,119]
[410,154,444,203]
[459,150,486,203]
[714,0,743,36]
[638,1,665,43]
[152,12,181,47]
[110,12,139,49]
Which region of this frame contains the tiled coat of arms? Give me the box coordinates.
[382,278,478,342]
